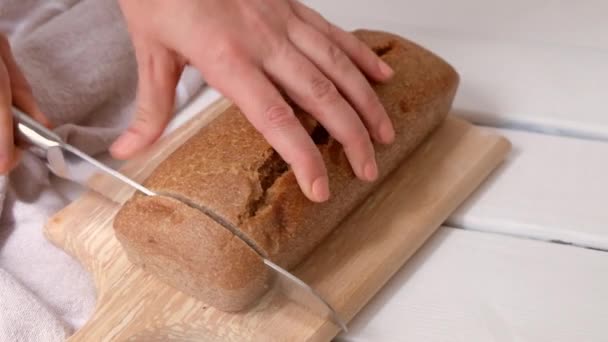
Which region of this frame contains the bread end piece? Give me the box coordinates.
[113,195,271,312]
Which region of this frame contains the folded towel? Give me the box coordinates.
[0,1,205,341]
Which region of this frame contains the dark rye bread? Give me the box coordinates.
[113,30,459,311]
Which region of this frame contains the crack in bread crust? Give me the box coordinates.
[240,122,331,224]
[242,150,288,222]
[372,40,397,56]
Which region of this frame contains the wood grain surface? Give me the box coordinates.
[44,99,510,341]
[449,127,608,250]
[339,226,608,342]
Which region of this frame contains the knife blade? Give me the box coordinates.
[12,106,347,331]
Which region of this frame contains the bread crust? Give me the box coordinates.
[113,30,459,311]
[114,195,271,311]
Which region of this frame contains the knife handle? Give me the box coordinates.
[12,106,62,155]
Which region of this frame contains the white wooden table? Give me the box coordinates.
[169,1,608,340]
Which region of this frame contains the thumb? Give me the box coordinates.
[111,46,183,160]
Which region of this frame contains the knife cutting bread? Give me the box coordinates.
[113,30,459,311]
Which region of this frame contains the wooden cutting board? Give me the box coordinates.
[45,99,510,341]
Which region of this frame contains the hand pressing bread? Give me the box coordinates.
[0,33,51,174]
[114,0,396,202]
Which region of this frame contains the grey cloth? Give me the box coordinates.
[0,1,205,341]
[15,0,137,152]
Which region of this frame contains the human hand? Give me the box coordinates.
[114,0,395,202]
[0,34,50,174]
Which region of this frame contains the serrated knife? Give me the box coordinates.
[12,106,347,332]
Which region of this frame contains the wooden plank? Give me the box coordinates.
[339,226,608,342]
[44,101,509,341]
[415,34,608,141]
[303,0,608,140]
[448,127,608,250]
[302,0,608,49]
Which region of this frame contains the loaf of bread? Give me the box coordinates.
[114,30,459,311]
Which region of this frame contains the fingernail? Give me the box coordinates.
[379,120,395,144]
[311,176,330,202]
[110,132,139,159]
[40,115,53,129]
[364,159,378,181]
[379,60,394,78]
[32,109,53,128]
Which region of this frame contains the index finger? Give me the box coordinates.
[191,55,330,202]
